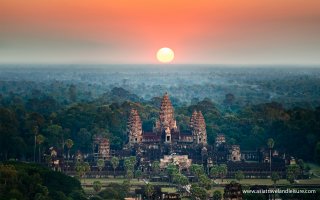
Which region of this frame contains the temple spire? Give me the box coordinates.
[191,110,207,144]
[127,109,143,145]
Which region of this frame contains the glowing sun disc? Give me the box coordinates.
[156,47,174,63]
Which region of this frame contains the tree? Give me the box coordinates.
[271,172,280,200]
[124,157,135,172]
[46,124,63,150]
[190,164,205,178]
[75,161,90,183]
[0,164,17,186]
[190,184,207,200]
[135,169,143,181]
[267,138,275,175]
[199,174,212,190]
[210,165,220,179]
[97,159,105,178]
[166,163,179,182]
[144,183,154,200]
[68,84,77,102]
[235,171,244,183]
[36,134,45,163]
[65,139,74,160]
[219,164,228,182]
[151,161,160,174]
[175,173,189,187]
[213,190,222,200]
[93,181,102,193]
[33,125,39,162]
[124,156,136,180]
[126,169,134,180]
[111,156,119,178]
[271,172,280,186]
[315,142,320,165]
[0,108,19,161]
[286,164,300,184]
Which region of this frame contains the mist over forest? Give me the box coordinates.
[1,65,320,108]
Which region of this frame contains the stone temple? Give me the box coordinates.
[119,93,286,177]
[126,92,207,147]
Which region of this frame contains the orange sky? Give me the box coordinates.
[0,0,320,64]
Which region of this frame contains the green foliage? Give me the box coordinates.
[98,183,128,199]
[93,181,102,193]
[75,161,90,180]
[210,164,228,181]
[135,169,143,180]
[0,162,83,200]
[210,165,220,179]
[271,172,280,185]
[190,164,205,178]
[172,173,189,186]
[65,139,74,149]
[144,183,155,199]
[151,161,160,174]
[190,184,207,200]
[286,164,301,184]
[314,142,320,165]
[267,138,275,149]
[198,174,212,190]
[235,170,245,182]
[111,156,119,177]
[212,190,222,200]
[97,159,105,172]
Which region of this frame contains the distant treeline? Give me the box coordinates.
[1,83,320,164]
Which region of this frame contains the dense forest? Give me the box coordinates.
[1,66,320,164]
[0,162,84,200]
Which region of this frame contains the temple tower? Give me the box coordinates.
[155,92,177,143]
[230,145,241,162]
[215,134,226,147]
[127,109,143,145]
[190,110,198,129]
[191,111,207,145]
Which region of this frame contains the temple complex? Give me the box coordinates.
[65,92,286,179]
[126,92,207,146]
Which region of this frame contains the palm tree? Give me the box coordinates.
[97,159,105,178]
[65,139,73,171]
[32,125,38,162]
[93,181,102,193]
[75,161,90,184]
[65,139,74,160]
[144,183,154,200]
[151,161,160,174]
[111,156,119,178]
[235,170,244,183]
[271,172,280,200]
[219,164,228,183]
[135,169,142,181]
[36,134,45,163]
[267,138,275,175]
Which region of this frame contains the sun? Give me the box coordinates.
[156,47,174,63]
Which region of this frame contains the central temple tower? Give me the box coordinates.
[154,93,177,143]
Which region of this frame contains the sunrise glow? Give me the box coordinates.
[156,48,175,63]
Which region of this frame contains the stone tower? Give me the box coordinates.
[190,110,198,129]
[191,111,207,145]
[155,93,177,143]
[127,109,143,145]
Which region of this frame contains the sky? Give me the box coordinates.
[0,0,320,65]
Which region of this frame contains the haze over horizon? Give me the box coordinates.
[1,0,320,65]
